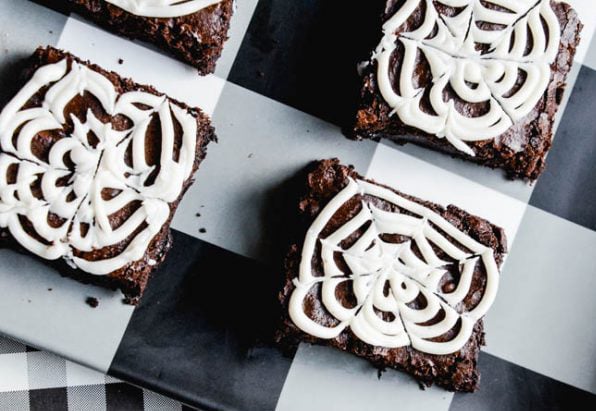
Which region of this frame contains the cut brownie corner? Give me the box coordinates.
[0,46,215,304]
[276,159,507,392]
[352,0,583,180]
[63,0,235,75]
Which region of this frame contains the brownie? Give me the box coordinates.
[64,0,235,75]
[0,46,215,303]
[353,0,582,180]
[276,159,508,392]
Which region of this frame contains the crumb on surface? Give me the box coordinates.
[118,58,124,64]
[47,288,53,292]
[199,228,207,234]
[248,153,254,158]
[195,212,201,217]
[86,297,99,308]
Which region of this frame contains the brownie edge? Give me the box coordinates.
[275,159,507,392]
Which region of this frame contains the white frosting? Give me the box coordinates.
[289,179,500,355]
[374,0,560,156]
[104,0,223,18]
[0,59,198,275]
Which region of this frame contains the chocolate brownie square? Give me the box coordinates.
[353,0,582,180]
[276,159,508,391]
[65,0,234,75]
[0,46,215,303]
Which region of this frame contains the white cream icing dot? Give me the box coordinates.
[374,0,561,156]
[104,0,223,18]
[0,59,198,275]
[289,178,501,355]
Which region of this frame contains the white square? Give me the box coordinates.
[0,353,29,392]
[366,144,527,245]
[66,361,108,387]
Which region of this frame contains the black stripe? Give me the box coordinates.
[530,64,596,230]
[450,352,596,411]
[227,0,385,127]
[109,230,293,411]
[29,388,68,411]
[27,0,71,15]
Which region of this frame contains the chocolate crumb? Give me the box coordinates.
[195,212,201,217]
[199,228,207,234]
[248,153,254,158]
[47,288,53,292]
[118,58,124,64]
[86,297,99,308]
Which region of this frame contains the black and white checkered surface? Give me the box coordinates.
[0,0,595,410]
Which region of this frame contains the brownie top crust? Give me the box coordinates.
[0,47,207,277]
[103,0,224,18]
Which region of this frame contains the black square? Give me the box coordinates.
[227,0,385,126]
[105,383,144,411]
[29,388,68,411]
[450,353,596,410]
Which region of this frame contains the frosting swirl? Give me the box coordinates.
[0,59,198,275]
[289,179,500,355]
[374,0,560,155]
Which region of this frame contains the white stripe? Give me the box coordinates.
[26,351,67,390]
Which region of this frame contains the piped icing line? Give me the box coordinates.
[373,0,560,156]
[104,0,223,18]
[289,178,500,355]
[0,58,198,275]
